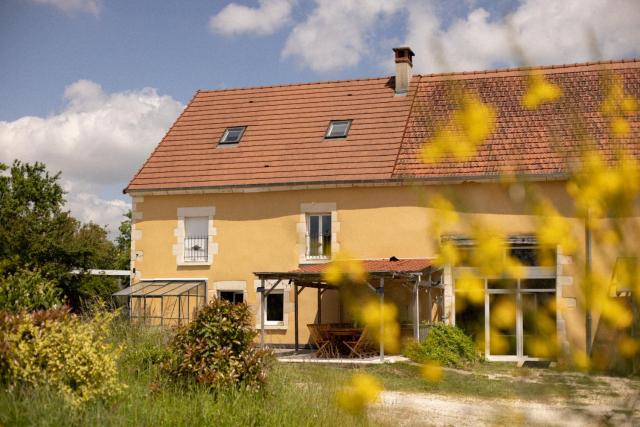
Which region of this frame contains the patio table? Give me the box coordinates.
[327,327,363,356]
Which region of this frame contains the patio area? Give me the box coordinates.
[254,258,443,362]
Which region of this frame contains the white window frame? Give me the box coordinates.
[306,213,332,259]
[218,290,244,304]
[173,207,217,266]
[264,289,285,326]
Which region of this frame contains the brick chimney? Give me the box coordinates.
[393,47,414,96]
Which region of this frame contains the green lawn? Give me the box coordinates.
[1,323,635,426]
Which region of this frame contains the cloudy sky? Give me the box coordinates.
[1,0,639,235]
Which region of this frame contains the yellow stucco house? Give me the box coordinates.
[117,47,640,364]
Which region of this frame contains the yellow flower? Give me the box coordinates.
[455,271,484,305]
[360,301,400,353]
[534,200,577,257]
[454,95,496,144]
[618,337,640,358]
[336,373,382,414]
[598,298,633,329]
[490,297,516,330]
[611,117,630,137]
[435,241,460,268]
[573,351,591,371]
[522,74,562,109]
[322,252,367,284]
[421,360,443,383]
[421,92,495,163]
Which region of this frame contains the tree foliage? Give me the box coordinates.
[0,160,129,309]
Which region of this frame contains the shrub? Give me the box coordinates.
[403,323,480,367]
[164,298,272,391]
[0,268,63,313]
[0,307,125,406]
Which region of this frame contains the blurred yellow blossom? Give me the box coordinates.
[435,241,460,268]
[455,271,484,305]
[598,298,633,330]
[522,74,562,109]
[421,360,443,383]
[360,300,400,353]
[491,297,517,330]
[534,200,577,260]
[618,337,640,359]
[573,351,591,371]
[323,252,367,284]
[611,117,630,137]
[422,92,495,163]
[336,373,381,414]
[601,75,637,138]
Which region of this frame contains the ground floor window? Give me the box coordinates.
[455,275,557,361]
[266,291,284,325]
[219,290,244,304]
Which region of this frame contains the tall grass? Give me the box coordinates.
[0,319,371,427]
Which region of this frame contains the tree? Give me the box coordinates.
[114,210,131,271]
[0,160,122,309]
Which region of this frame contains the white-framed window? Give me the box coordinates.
[219,290,244,304]
[219,126,246,145]
[325,120,352,139]
[265,290,284,325]
[307,214,332,258]
[184,217,209,262]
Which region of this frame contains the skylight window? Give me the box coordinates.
[219,126,246,145]
[325,120,352,139]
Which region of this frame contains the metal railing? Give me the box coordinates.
[184,235,208,262]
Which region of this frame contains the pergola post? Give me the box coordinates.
[294,283,299,354]
[317,288,322,324]
[413,278,419,341]
[379,277,385,362]
[260,279,266,348]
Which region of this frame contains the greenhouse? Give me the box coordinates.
[113,280,206,326]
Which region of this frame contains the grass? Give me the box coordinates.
[1,320,636,426]
[0,321,371,427]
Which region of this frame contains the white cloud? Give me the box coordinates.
[30,0,102,16]
[282,0,406,72]
[0,80,184,233]
[273,0,639,73]
[209,0,295,36]
[406,0,640,73]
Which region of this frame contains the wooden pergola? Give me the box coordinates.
[255,258,440,361]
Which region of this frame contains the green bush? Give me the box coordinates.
[0,307,125,406]
[403,323,480,367]
[0,268,63,313]
[164,298,272,391]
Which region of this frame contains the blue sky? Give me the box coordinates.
[1,0,638,234]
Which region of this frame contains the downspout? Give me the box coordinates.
[585,208,593,357]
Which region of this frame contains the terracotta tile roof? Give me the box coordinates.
[126,59,640,192]
[291,258,431,275]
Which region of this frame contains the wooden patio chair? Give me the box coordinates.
[308,324,332,358]
[344,328,376,358]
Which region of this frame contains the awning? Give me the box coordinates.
[113,280,205,297]
[254,258,432,284]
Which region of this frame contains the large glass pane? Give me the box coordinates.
[487,279,517,290]
[455,291,485,351]
[521,278,556,290]
[510,246,538,266]
[489,294,517,355]
[522,292,557,358]
[321,214,331,257]
[266,293,284,322]
[308,215,320,256]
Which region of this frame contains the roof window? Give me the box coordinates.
[325,120,352,139]
[219,126,246,145]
